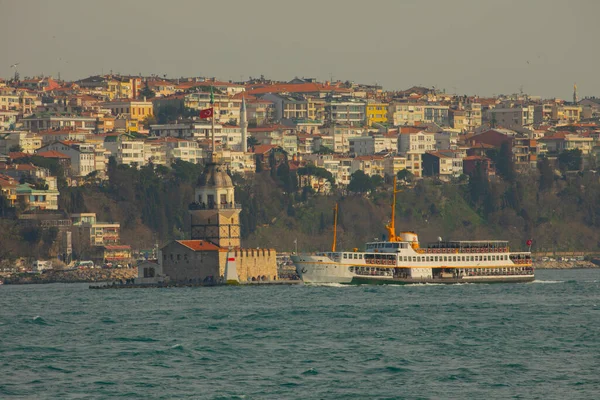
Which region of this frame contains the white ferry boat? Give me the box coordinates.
[291,178,534,285]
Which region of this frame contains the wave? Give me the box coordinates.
[31,315,49,325]
[301,368,319,376]
[529,280,564,284]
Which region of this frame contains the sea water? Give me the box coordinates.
[1,269,599,399]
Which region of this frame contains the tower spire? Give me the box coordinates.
[573,83,578,104]
[241,95,248,152]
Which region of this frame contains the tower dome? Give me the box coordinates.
[198,163,233,188]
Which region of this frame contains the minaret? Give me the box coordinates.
[189,163,241,248]
[241,95,248,152]
[573,83,578,104]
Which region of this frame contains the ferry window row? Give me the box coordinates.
[343,253,364,259]
[398,255,510,262]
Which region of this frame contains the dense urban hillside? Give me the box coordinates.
[2,156,600,263]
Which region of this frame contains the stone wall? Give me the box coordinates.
[161,243,220,283]
[219,248,278,282]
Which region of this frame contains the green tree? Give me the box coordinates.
[371,175,384,187]
[468,161,490,207]
[558,149,582,171]
[142,114,157,127]
[21,226,41,244]
[247,136,259,149]
[538,157,554,191]
[314,146,334,155]
[496,142,515,182]
[397,169,414,183]
[297,164,335,187]
[139,82,155,99]
[8,144,23,153]
[42,227,59,246]
[348,170,374,193]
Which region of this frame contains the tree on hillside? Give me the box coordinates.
[558,149,582,171]
[397,169,414,183]
[538,157,554,191]
[468,162,490,207]
[348,170,374,193]
[496,142,515,182]
[314,146,334,155]
[297,164,335,188]
[371,175,384,188]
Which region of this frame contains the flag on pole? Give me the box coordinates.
[526,239,533,247]
[200,108,213,119]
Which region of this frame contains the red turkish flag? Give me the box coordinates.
[199,107,213,119]
[526,239,533,247]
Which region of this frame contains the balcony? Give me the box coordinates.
[189,202,242,211]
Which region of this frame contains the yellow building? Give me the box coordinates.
[104,99,153,121]
[551,104,581,123]
[0,175,18,207]
[106,79,133,100]
[366,102,388,126]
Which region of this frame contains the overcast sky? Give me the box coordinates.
[1,0,598,99]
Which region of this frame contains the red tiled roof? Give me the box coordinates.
[399,127,424,134]
[464,155,490,161]
[251,144,278,155]
[0,162,36,171]
[246,82,350,95]
[36,150,70,159]
[540,132,567,140]
[177,240,220,251]
[8,152,29,160]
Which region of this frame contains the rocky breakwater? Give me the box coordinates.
[533,260,599,269]
[3,268,137,285]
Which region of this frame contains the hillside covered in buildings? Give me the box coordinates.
[1,74,600,268]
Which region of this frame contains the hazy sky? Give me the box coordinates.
[1,0,598,99]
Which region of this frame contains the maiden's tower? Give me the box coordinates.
[159,160,278,284]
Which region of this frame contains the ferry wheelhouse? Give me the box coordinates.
[291,178,534,285]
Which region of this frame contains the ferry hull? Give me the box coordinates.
[292,256,535,285]
[350,275,535,285]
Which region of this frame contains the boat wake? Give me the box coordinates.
[304,283,348,288]
[529,280,564,284]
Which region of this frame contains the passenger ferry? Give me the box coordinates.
[291,178,534,285]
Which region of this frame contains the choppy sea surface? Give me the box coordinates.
[1,269,599,399]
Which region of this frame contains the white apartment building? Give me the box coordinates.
[350,135,398,156]
[184,92,242,124]
[489,105,535,128]
[398,131,436,155]
[104,136,146,166]
[164,138,204,164]
[351,156,386,178]
[38,141,97,177]
[0,131,42,154]
[326,100,366,125]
